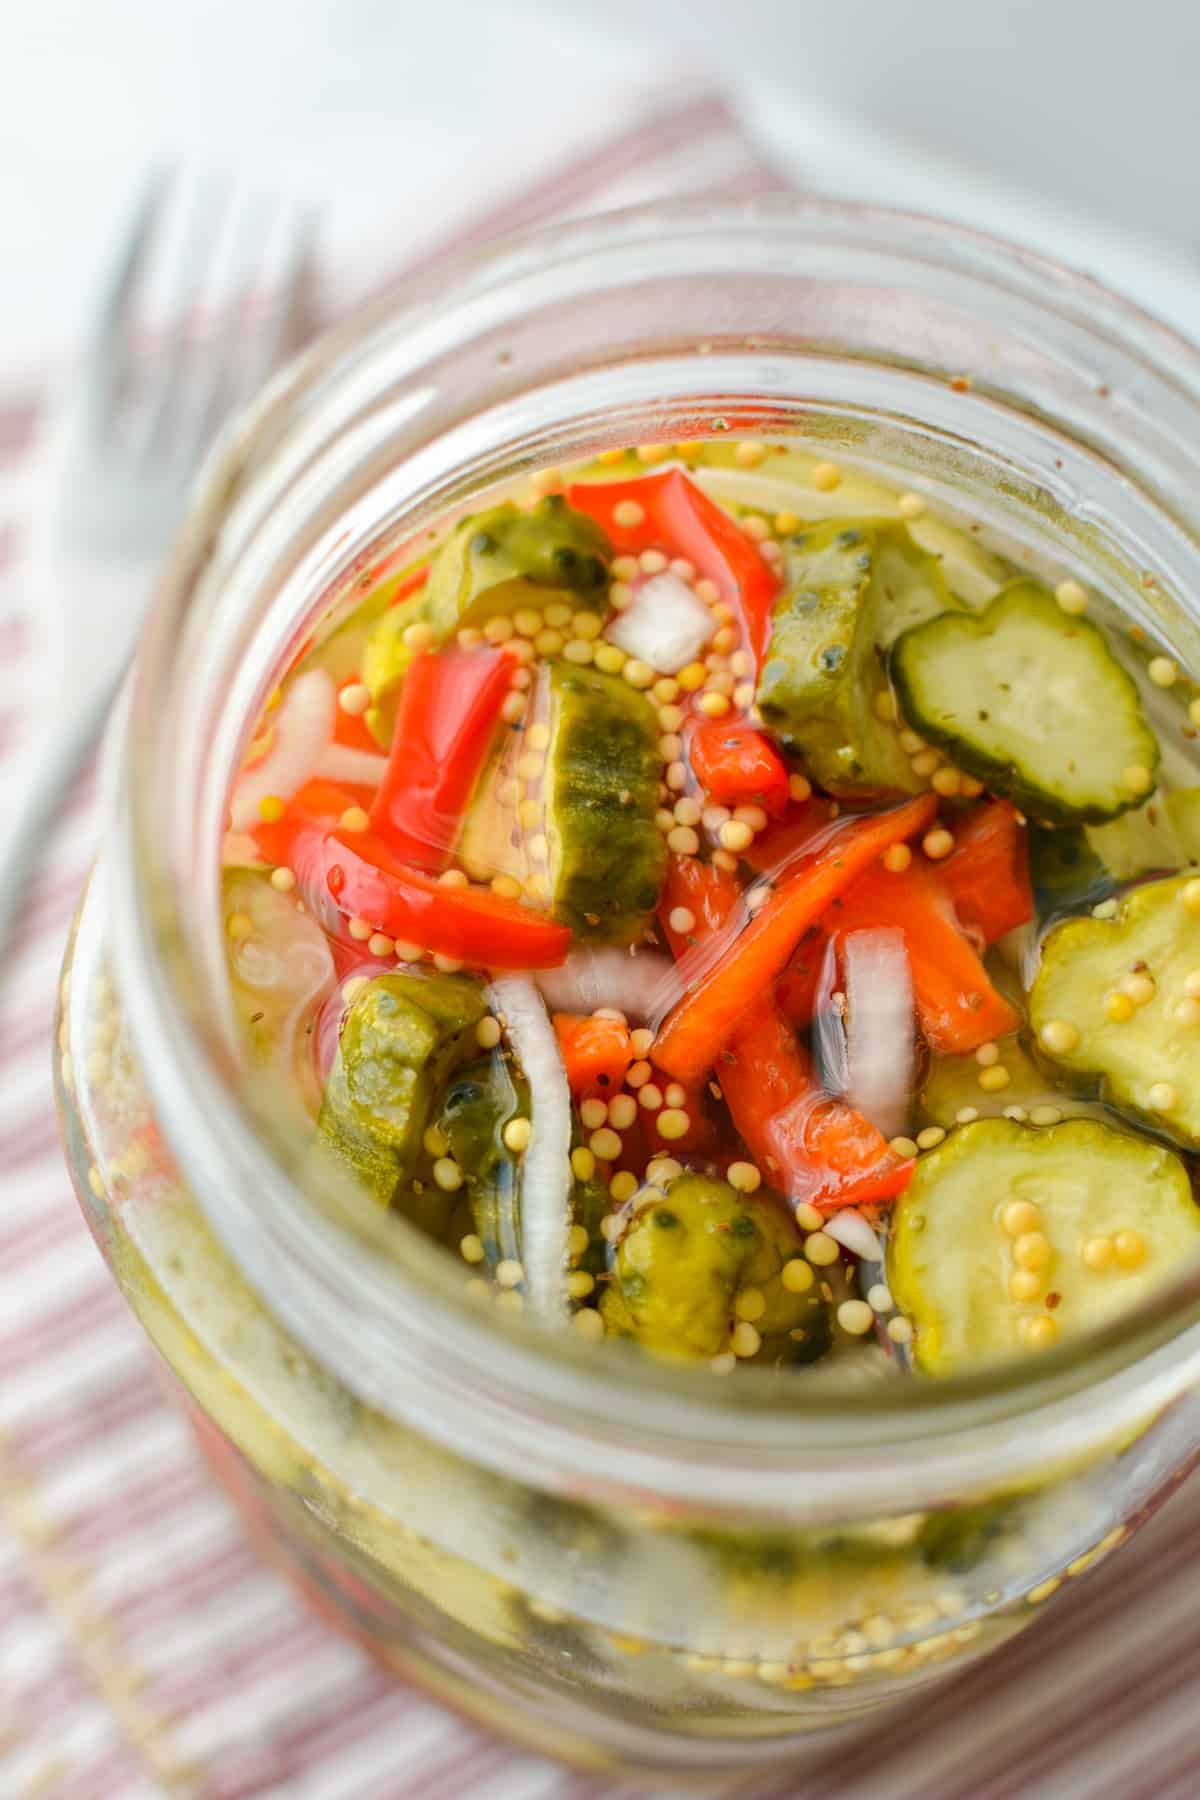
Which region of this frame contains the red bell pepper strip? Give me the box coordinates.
[650,795,936,1086]
[553,1013,634,1099]
[567,469,779,663]
[934,801,1033,946]
[720,1003,914,1212]
[824,859,1019,1054]
[775,929,832,1027]
[742,795,838,873]
[251,778,375,867]
[369,646,515,871]
[323,827,571,969]
[686,719,790,816]
[657,853,742,956]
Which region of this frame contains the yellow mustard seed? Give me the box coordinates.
[608,1094,638,1131]
[812,461,842,492]
[226,910,254,941]
[1149,656,1179,688]
[788,773,813,802]
[257,793,286,824]
[731,1322,762,1358]
[502,1117,532,1153]
[1022,1315,1059,1351]
[1009,1269,1043,1302]
[590,1127,623,1161]
[1148,1082,1178,1112]
[1114,1229,1147,1268]
[897,492,926,519]
[873,689,898,722]
[734,439,768,467]
[1182,879,1200,914]
[639,1083,664,1111]
[460,1234,485,1265]
[609,1170,639,1204]
[1014,1231,1053,1271]
[916,1126,946,1150]
[567,1270,596,1300]
[837,1300,874,1336]
[367,932,394,958]
[433,1158,464,1192]
[728,1160,762,1193]
[976,1041,1001,1068]
[269,867,296,893]
[794,1202,824,1232]
[1123,971,1157,1007]
[781,1258,814,1293]
[1039,1019,1080,1055]
[1029,1105,1063,1126]
[1122,764,1154,796]
[735,1287,767,1322]
[889,1135,919,1159]
[1001,1199,1042,1237]
[978,1065,1012,1093]
[1082,1235,1114,1272]
[888,1316,914,1345]
[804,1231,839,1267]
[882,843,912,874]
[1054,579,1088,615]
[574,1308,605,1340]
[1105,991,1135,1022]
[640,548,669,574]
[656,1108,691,1141]
[922,828,955,861]
[910,750,941,780]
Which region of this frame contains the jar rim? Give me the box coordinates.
[109,194,1200,1505]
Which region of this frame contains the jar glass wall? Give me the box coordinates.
[55,200,1200,1781]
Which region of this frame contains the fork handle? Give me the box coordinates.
[0,678,120,968]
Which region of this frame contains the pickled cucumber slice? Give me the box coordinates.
[919,1036,1096,1130]
[541,661,667,941]
[1030,874,1200,1146]
[755,518,959,795]
[891,580,1159,823]
[425,495,611,634]
[433,1053,529,1268]
[601,1174,829,1364]
[315,971,487,1203]
[888,1118,1199,1374]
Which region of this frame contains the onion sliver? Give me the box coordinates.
[314,743,389,789]
[490,975,571,1320]
[536,946,677,1023]
[843,927,914,1140]
[231,670,335,830]
[605,572,713,675]
[824,1206,883,1262]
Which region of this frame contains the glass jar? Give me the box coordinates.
[56,199,1200,1784]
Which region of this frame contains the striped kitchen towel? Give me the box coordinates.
[1,86,1198,1800]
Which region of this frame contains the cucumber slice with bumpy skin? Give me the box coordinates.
[888,1117,1199,1374]
[601,1174,830,1363]
[891,579,1159,824]
[1030,874,1200,1147]
[919,1036,1097,1130]
[541,660,667,941]
[425,495,611,635]
[315,970,488,1204]
[755,518,959,796]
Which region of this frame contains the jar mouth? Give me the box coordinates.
[110,195,1200,1496]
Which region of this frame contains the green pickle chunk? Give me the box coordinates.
[426,495,611,634]
[433,1054,529,1267]
[888,1117,1200,1374]
[1030,873,1200,1145]
[602,1174,830,1363]
[755,517,958,795]
[315,971,488,1204]
[891,579,1159,823]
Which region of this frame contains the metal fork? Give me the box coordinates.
[0,168,315,957]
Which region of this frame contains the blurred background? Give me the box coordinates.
[4,0,1200,376]
[3,3,1200,1795]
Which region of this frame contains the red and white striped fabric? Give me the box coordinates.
[1,90,1198,1800]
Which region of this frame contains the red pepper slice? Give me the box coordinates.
[824,860,1019,1054]
[686,718,790,816]
[322,827,571,969]
[742,795,839,873]
[370,646,515,871]
[720,1003,914,1212]
[553,1013,634,1099]
[657,853,742,957]
[934,800,1033,946]
[567,469,779,663]
[651,796,936,1085]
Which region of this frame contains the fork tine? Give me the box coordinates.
[169,197,318,471]
[80,165,173,430]
[229,203,319,405]
[131,172,234,466]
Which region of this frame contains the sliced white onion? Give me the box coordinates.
[824,1207,883,1263]
[230,670,336,831]
[313,742,389,789]
[490,976,571,1321]
[536,946,677,1023]
[605,571,714,675]
[843,927,915,1140]
[811,935,848,1095]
